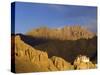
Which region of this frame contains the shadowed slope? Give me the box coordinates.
[12,35,73,73]
[15,34,97,64]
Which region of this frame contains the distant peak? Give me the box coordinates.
[26,25,95,40]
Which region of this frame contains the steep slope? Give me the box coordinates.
[17,33,97,63]
[12,35,73,73]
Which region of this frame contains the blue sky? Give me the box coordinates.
[14,2,97,34]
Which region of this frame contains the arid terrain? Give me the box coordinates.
[11,26,97,73]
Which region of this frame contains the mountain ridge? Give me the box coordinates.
[26,25,95,40]
[11,25,97,73]
[12,33,97,63]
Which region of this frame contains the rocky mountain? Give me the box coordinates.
[11,26,97,73]
[27,26,95,40]
[11,35,73,73]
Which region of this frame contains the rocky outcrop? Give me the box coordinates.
[27,26,95,40]
[15,35,49,65]
[13,35,73,73]
[51,56,73,70]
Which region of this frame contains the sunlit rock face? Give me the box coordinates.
[51,56,73,70]
[14,35,73,72]
[27,26,95,40]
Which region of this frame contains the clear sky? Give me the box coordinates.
[14,2,97,34]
